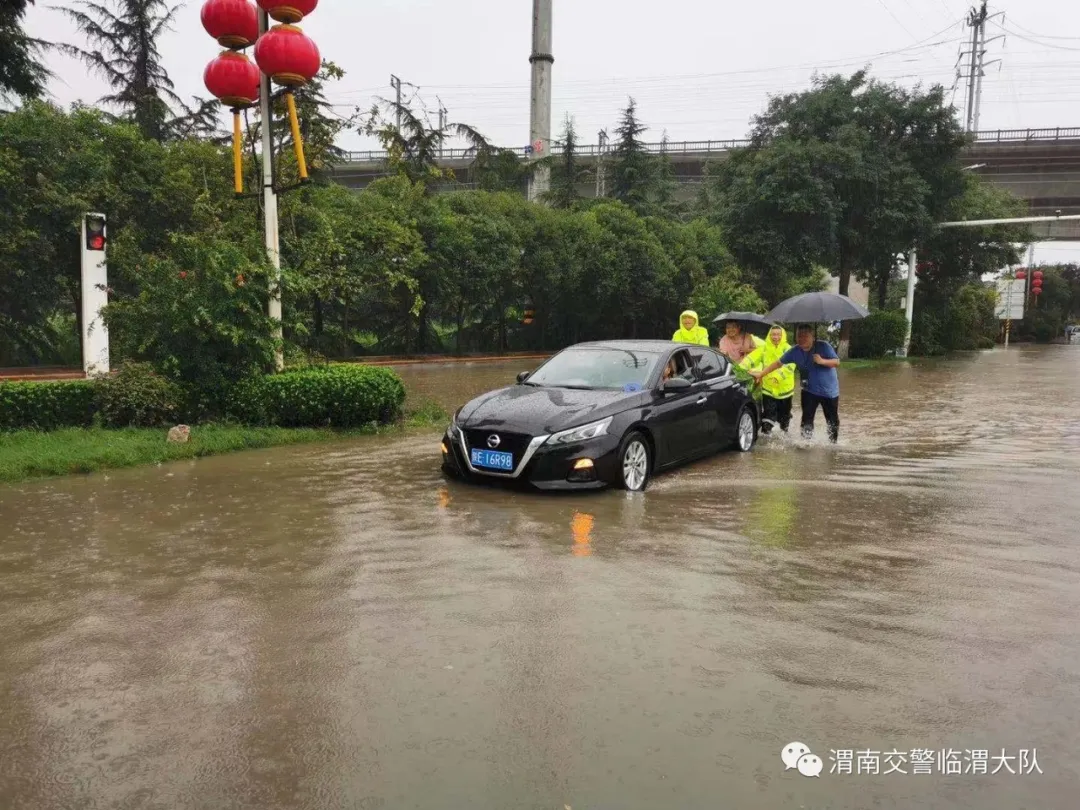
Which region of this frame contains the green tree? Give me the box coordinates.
[360,96,492,194]
[608,98,655,213]
[0,0,52,104]
[713,71,971,353]
[102,233,278,417]
[544,114,587,209]
[688,274,767,328]
[59,0,198,142]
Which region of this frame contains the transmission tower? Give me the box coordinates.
[956,1,1005,132]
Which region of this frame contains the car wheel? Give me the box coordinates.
[618,431,651,492]
[734,407,757,452]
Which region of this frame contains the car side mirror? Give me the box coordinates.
[660,377,691,394]
[517,371,531,383]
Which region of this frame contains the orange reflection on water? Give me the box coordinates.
[437,487,451,509]
[571,512,594,557]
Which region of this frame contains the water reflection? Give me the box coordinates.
[571,512,594,557]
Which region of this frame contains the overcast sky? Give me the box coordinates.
[23,0,1080,264]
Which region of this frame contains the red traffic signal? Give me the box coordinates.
[85,214,106,251]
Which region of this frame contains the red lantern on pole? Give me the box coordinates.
[204,51,260,194]
[1015,269,1027,280]
[253,24,320,87]
[204,51,260,107]
[257,0,318,24]
[201,0,259,49]
[1033,270,1043,281]
[253,24,319,182]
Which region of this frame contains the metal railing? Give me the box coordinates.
[338,127,1080,165]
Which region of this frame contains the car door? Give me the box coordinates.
[689,347,744,447]
[648,348,706,466]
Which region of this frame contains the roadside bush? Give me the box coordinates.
[0,380,97,431]
[850,311,908,358]
[228,364,406,428]
[93,361,183,428]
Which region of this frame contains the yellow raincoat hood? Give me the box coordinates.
[672,310,710,346]
[742,326,795,399]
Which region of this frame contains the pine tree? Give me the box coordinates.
[59,0,186,142]
[545,114,585,208]
[0,0,52,103]
[609,97,654,212]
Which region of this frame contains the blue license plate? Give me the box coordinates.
[470,448,514,471]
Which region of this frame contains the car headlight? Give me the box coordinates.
[546,416,613,445]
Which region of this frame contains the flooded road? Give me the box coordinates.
[2,346,1080,809]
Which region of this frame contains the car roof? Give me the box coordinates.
[567,340,712,352]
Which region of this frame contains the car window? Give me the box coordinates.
[526,347,662,389]
[660,350,695,384]
[689,348,727,379]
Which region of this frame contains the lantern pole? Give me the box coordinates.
[258,7,284,372]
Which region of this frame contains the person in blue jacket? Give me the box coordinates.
[750,323,841,443]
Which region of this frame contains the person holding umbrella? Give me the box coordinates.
[714,313,768,364]
[750,324,840,442]
[748,292,869,444]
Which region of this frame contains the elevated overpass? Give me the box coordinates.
[329,127,1080,240]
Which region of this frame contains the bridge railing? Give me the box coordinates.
[338,127,1080,165]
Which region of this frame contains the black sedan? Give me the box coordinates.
[440,340,760,491]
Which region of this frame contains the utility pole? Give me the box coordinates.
[437,99,447,158]
[596,129,608,198]
[527,0,553,202]
[259,8,283,371]
[962,1,1004,132]
[962,3,984,131]
[391,74,402,131]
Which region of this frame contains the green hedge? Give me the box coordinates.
[228,364,406,428]
[850,311,909,358]
[0,380,97,431]
[95,361,184,428]
[1,364,407,432]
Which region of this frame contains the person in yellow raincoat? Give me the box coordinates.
[740,324,795,435]
[672,310,710,346]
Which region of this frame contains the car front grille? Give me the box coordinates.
[462,428,533,467]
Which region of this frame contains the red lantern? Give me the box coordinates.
[201,0,259,49]
[1033,270,1043,280]
[257,0,318,24]
[204,51,260,107]
[1015,269,1027,280]
[1033,287,1042,296]
[253,24,320,87]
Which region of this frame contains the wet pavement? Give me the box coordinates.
[2,345,1079,809]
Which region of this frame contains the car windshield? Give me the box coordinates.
[524,347,661,390]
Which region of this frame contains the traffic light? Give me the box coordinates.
[85,214,106,252]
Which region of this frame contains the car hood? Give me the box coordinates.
[456,384,639,435]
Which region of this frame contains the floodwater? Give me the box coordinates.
[2,346,1079,809]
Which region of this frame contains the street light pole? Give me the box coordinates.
[900,249,917,357]
[258,8,284,371]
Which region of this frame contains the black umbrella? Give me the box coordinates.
[711,311,774,339]
[765,292,870,324]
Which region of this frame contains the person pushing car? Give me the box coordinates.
[750,323,841,443]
